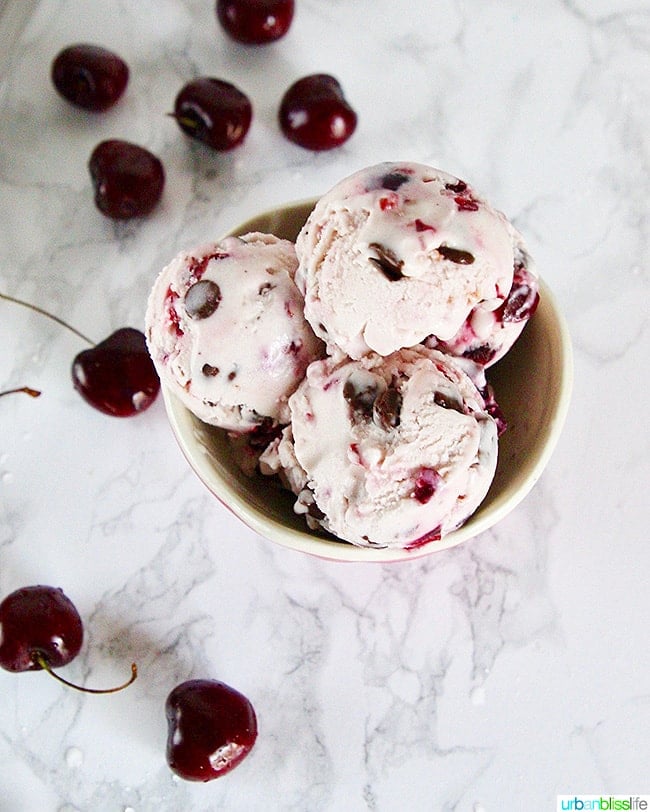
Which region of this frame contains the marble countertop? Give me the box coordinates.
[1,1,648,809]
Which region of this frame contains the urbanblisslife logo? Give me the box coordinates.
[557,797,649,811]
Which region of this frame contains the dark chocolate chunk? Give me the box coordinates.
[437,245,475,265]
[433,391,463,412]
[184,279,221,319]
[444,180,467,194]
[368,243,404,281]
[373,387,402,429]
[343,378,378,418]
[379,171,410,191]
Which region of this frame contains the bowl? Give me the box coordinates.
[161,199,573,562]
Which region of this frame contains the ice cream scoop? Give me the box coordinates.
[145,232,323,432]
[295,162,538,364]
[260,345,498,549]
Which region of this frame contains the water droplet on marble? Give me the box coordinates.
[473,803,487,812]
[2,471,13,484]
[65,746,84,768]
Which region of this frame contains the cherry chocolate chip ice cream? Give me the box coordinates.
[295,161,539,366]
[145,232,323,432]
[260,346,498,549]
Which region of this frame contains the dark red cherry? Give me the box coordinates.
[501,266,540,323]
[173,78,252,151]
[72,328,160,417]
[216,0,294,45]
[0,586,83,673]
[0,585,137,693]
[1,292,160,417]
[166,679,258,781]
[412,468,441,504]
[51,44,129,111]
[88,139,165,219]
[279,74,357,151]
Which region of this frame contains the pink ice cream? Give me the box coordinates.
[295,162,538,365]
[260,346,498,549]
[145,232,323,432]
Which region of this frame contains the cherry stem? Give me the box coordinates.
[31,651,138,694]
[167,112,198,131]
[0,291,95,346]
[0,386,42,399]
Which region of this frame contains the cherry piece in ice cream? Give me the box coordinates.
[165,679,258,781]
[51,44,129,111]
[279,74,357,151]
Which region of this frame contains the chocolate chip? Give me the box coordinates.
[184,280,221,319]
[373,387,402,429]
[258,282,275,296]
[202,363,219,376]
[437,245,475,265]
[379,171,410,191]
[434,391,463,412]
[444,180,467,194]
[343,378,378,418]
[368,243,404,281]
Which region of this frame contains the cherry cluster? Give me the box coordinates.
[52,1,357,220]
[0,584,256,781]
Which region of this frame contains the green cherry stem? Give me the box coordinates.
[0,291,95,346]
[167,112,199,132]
[31,651,138,694]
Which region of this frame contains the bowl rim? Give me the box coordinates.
[160,200,574,562]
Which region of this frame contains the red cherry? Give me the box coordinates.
[165,679,258,782]
[279,74,357,151]
[88,139,165,219]
[216,0,294,45]
[173,78,252,151]
[1,292,160,417]
[0,586,83,673]
[72,328,160,417]
[0,585,137,693]
[51,44,129,111]
[411,468,441,504]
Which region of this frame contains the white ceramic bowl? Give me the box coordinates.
[161,199,573,562]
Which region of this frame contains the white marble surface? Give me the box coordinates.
[0,0,648,809]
